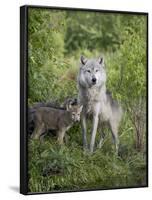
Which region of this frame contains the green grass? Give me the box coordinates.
[28,124,147,193]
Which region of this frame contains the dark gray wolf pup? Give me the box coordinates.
[77,55,123,153]
[28,98,77,135]
[31,104,83,144]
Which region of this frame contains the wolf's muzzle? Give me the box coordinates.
[92,77,96,84]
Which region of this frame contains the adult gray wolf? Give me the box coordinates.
[77,55,123,153]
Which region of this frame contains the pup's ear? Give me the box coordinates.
[80,55,87,65]
[79,105,83,112]
[66,99,72,111]
[98,56,104,65]
[66,103,72,111]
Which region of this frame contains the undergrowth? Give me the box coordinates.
[28,123,147,192]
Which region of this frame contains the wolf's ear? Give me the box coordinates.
[98,56,104,65]
[80,55,87,65]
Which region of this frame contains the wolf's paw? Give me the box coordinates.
[83,144,88,150]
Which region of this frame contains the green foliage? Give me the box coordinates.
[28,128,147,192]
[27,7,147,192]
[105,15,147,150]
[28,8,67,103]
[65,12,123,53]
[106,15,147,102]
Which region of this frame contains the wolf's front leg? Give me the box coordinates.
[81,112,88,150]
[98,124,105,149]
[90,115,99,153]
[109,121,119,155]
[98,132,105,149]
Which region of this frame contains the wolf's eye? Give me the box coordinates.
[96,69,99,72]
[87,70,91,73]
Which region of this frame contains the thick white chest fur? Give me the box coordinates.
[79,86,111,121]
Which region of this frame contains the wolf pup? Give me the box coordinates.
[31,103,83,144]
[28,98,78,135]
[78,55,123,153]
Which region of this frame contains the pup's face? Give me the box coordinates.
[67,105,83,122]
[79,56,107,88]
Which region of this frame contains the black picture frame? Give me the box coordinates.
[20,5,148,195]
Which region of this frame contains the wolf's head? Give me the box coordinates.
[78,56,107,88]
[66,104,83,122]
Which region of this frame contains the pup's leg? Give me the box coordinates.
[57,129,65,145]
[64,134,69,145]
[81,112,88,150]
[39,132,47,142]
[31,125,39,139]
[90,115,99,153]
[31,123,45,140]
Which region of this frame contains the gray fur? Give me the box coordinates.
[78,56,123,153]
[28,98,78,135]
[31,104,83,144]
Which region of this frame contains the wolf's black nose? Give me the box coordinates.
[92,77,96,83]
